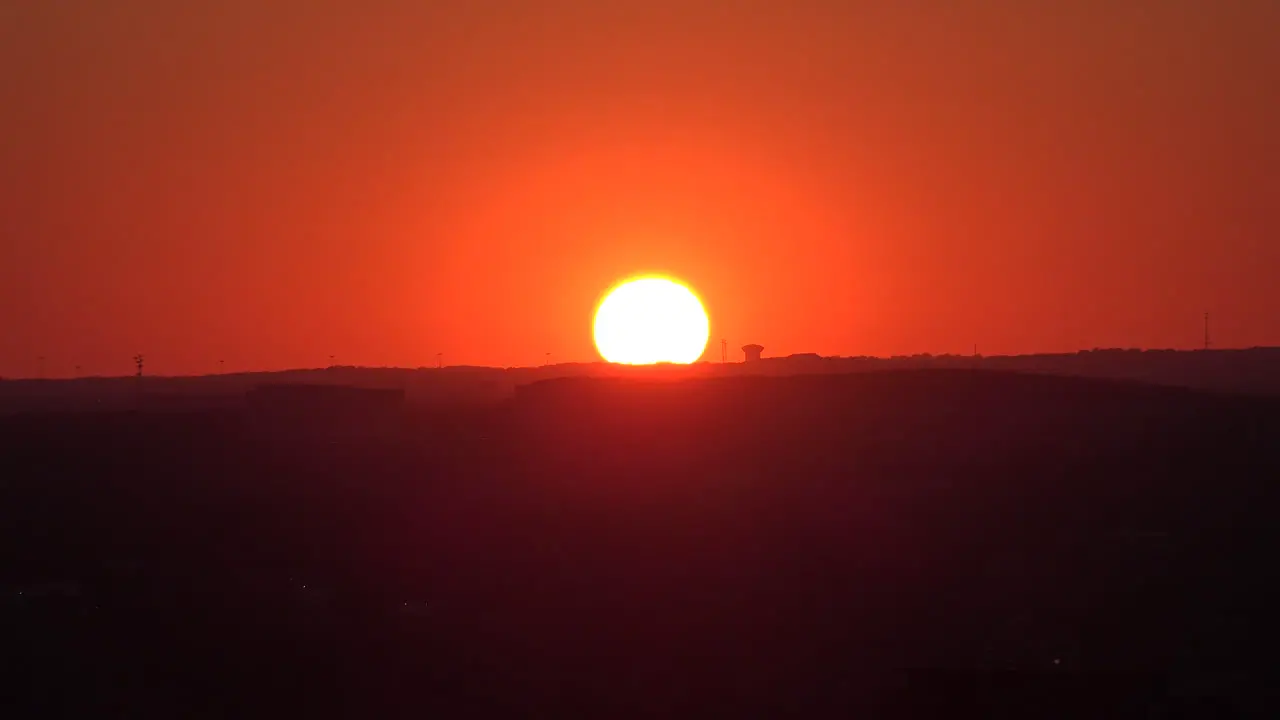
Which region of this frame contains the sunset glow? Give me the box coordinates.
[1,3,1276,377]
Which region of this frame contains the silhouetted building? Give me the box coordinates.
[742,344,764,362]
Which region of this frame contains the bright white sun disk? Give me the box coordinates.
[593,277,710,364]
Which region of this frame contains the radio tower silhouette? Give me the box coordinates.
[132,354,145,409]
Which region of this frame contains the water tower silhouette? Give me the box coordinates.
[742,344,764,362]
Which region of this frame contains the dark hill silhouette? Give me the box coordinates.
[2,370,1277,716]
[2,346,1279,415]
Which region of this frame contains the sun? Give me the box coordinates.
[593,276,710,364]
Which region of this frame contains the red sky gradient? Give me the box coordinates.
[2,1,1277,377]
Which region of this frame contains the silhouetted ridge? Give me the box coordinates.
[3,347,1280,414]
[2,369,1276,716]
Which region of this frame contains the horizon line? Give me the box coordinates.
[4,345,1278,382]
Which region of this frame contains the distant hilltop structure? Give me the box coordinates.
[742,344,764,362]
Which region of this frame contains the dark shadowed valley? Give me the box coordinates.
[3,363,1278,717]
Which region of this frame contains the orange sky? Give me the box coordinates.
[2,1,1277,377]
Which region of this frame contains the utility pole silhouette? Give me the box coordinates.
[721,339,727,363]
[133,354,145,409]
[436,353,443,369]
[544,352,551,366]
[1203,312,1211,350]
[329,355,336,368]
[218,359,225,374]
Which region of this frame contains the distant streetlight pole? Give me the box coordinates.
[544,352,551,366]
[132,354,145,409]
[218,359,225,374]
[329,355,335,368]
[436,353,443,369]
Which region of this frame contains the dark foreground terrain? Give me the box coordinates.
[2,370,1277,717]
